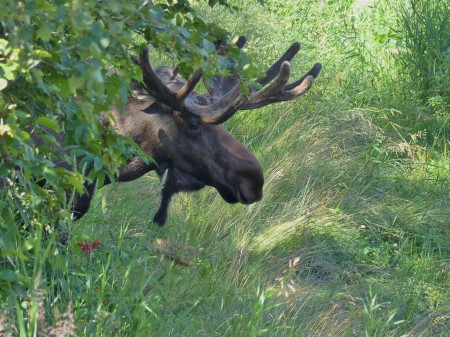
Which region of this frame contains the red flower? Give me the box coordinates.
[77,240,100,256]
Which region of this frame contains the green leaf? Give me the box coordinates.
[43,167,60,183]
[91,68,104,83]
[39,132,60,146]
[0,64,15,80]
[99,37,110,48]
[37,24,53,41]
[75,125,84,143]
[0,163,12,177]
[94,156,103,172]
[66,173,84,193]
[202,39,216,54]
[0,78,7,91]
[36,116,61,132]
[0,270,17,283]
[68,75,84,92]
[33,49,52,59]
[96,171,106,188]
[23,238,36,251]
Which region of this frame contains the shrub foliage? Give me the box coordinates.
[0,0,253,334]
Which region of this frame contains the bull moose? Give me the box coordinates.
[69,37,322,225]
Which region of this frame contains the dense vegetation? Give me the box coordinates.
[1,0,449,336]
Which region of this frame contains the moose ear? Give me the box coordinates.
[142,102,172,115]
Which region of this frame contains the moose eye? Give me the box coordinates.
[186,117,200,132]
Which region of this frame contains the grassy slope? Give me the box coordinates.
[72,1,449,336]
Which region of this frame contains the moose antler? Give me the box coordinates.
[139,47,248,124]
[209,40,322,110]
[138,39,322,124]
[139,48,203,112]
[242,59,323,110]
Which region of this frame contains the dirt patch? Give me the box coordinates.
[147,239,203,266]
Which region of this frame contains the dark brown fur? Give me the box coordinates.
[69,95,264,225]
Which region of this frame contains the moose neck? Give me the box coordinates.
[109,97,175,181]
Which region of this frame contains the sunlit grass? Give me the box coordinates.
[75,88,448,335]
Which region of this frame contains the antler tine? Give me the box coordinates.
[284,63,322,91]
[139,47,180,108]
[184,61,292,124]
[247,61,291,103]
[241,61,322,110]
[256,42,301,87]
[206,39,297,98]
[184,82,247,124]
[176,70,202,101]
[139,47,203,111]
[234,36,247,49]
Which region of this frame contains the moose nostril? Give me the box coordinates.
[236,184,248,204]
[236,183,262,204]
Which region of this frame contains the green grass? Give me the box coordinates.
[1,0,449,336]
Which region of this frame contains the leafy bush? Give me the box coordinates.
[0,0,256,334]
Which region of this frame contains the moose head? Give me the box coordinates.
[72,37,322,225]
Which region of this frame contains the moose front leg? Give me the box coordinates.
[71,181,96,220]
[154,166,205,226]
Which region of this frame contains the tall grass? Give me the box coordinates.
[1,0,449,336]
[395,0,450,155]
[396,0,450,100]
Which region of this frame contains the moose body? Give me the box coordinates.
[65,38,322,225]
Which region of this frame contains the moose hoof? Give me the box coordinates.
[153,211,167,226]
